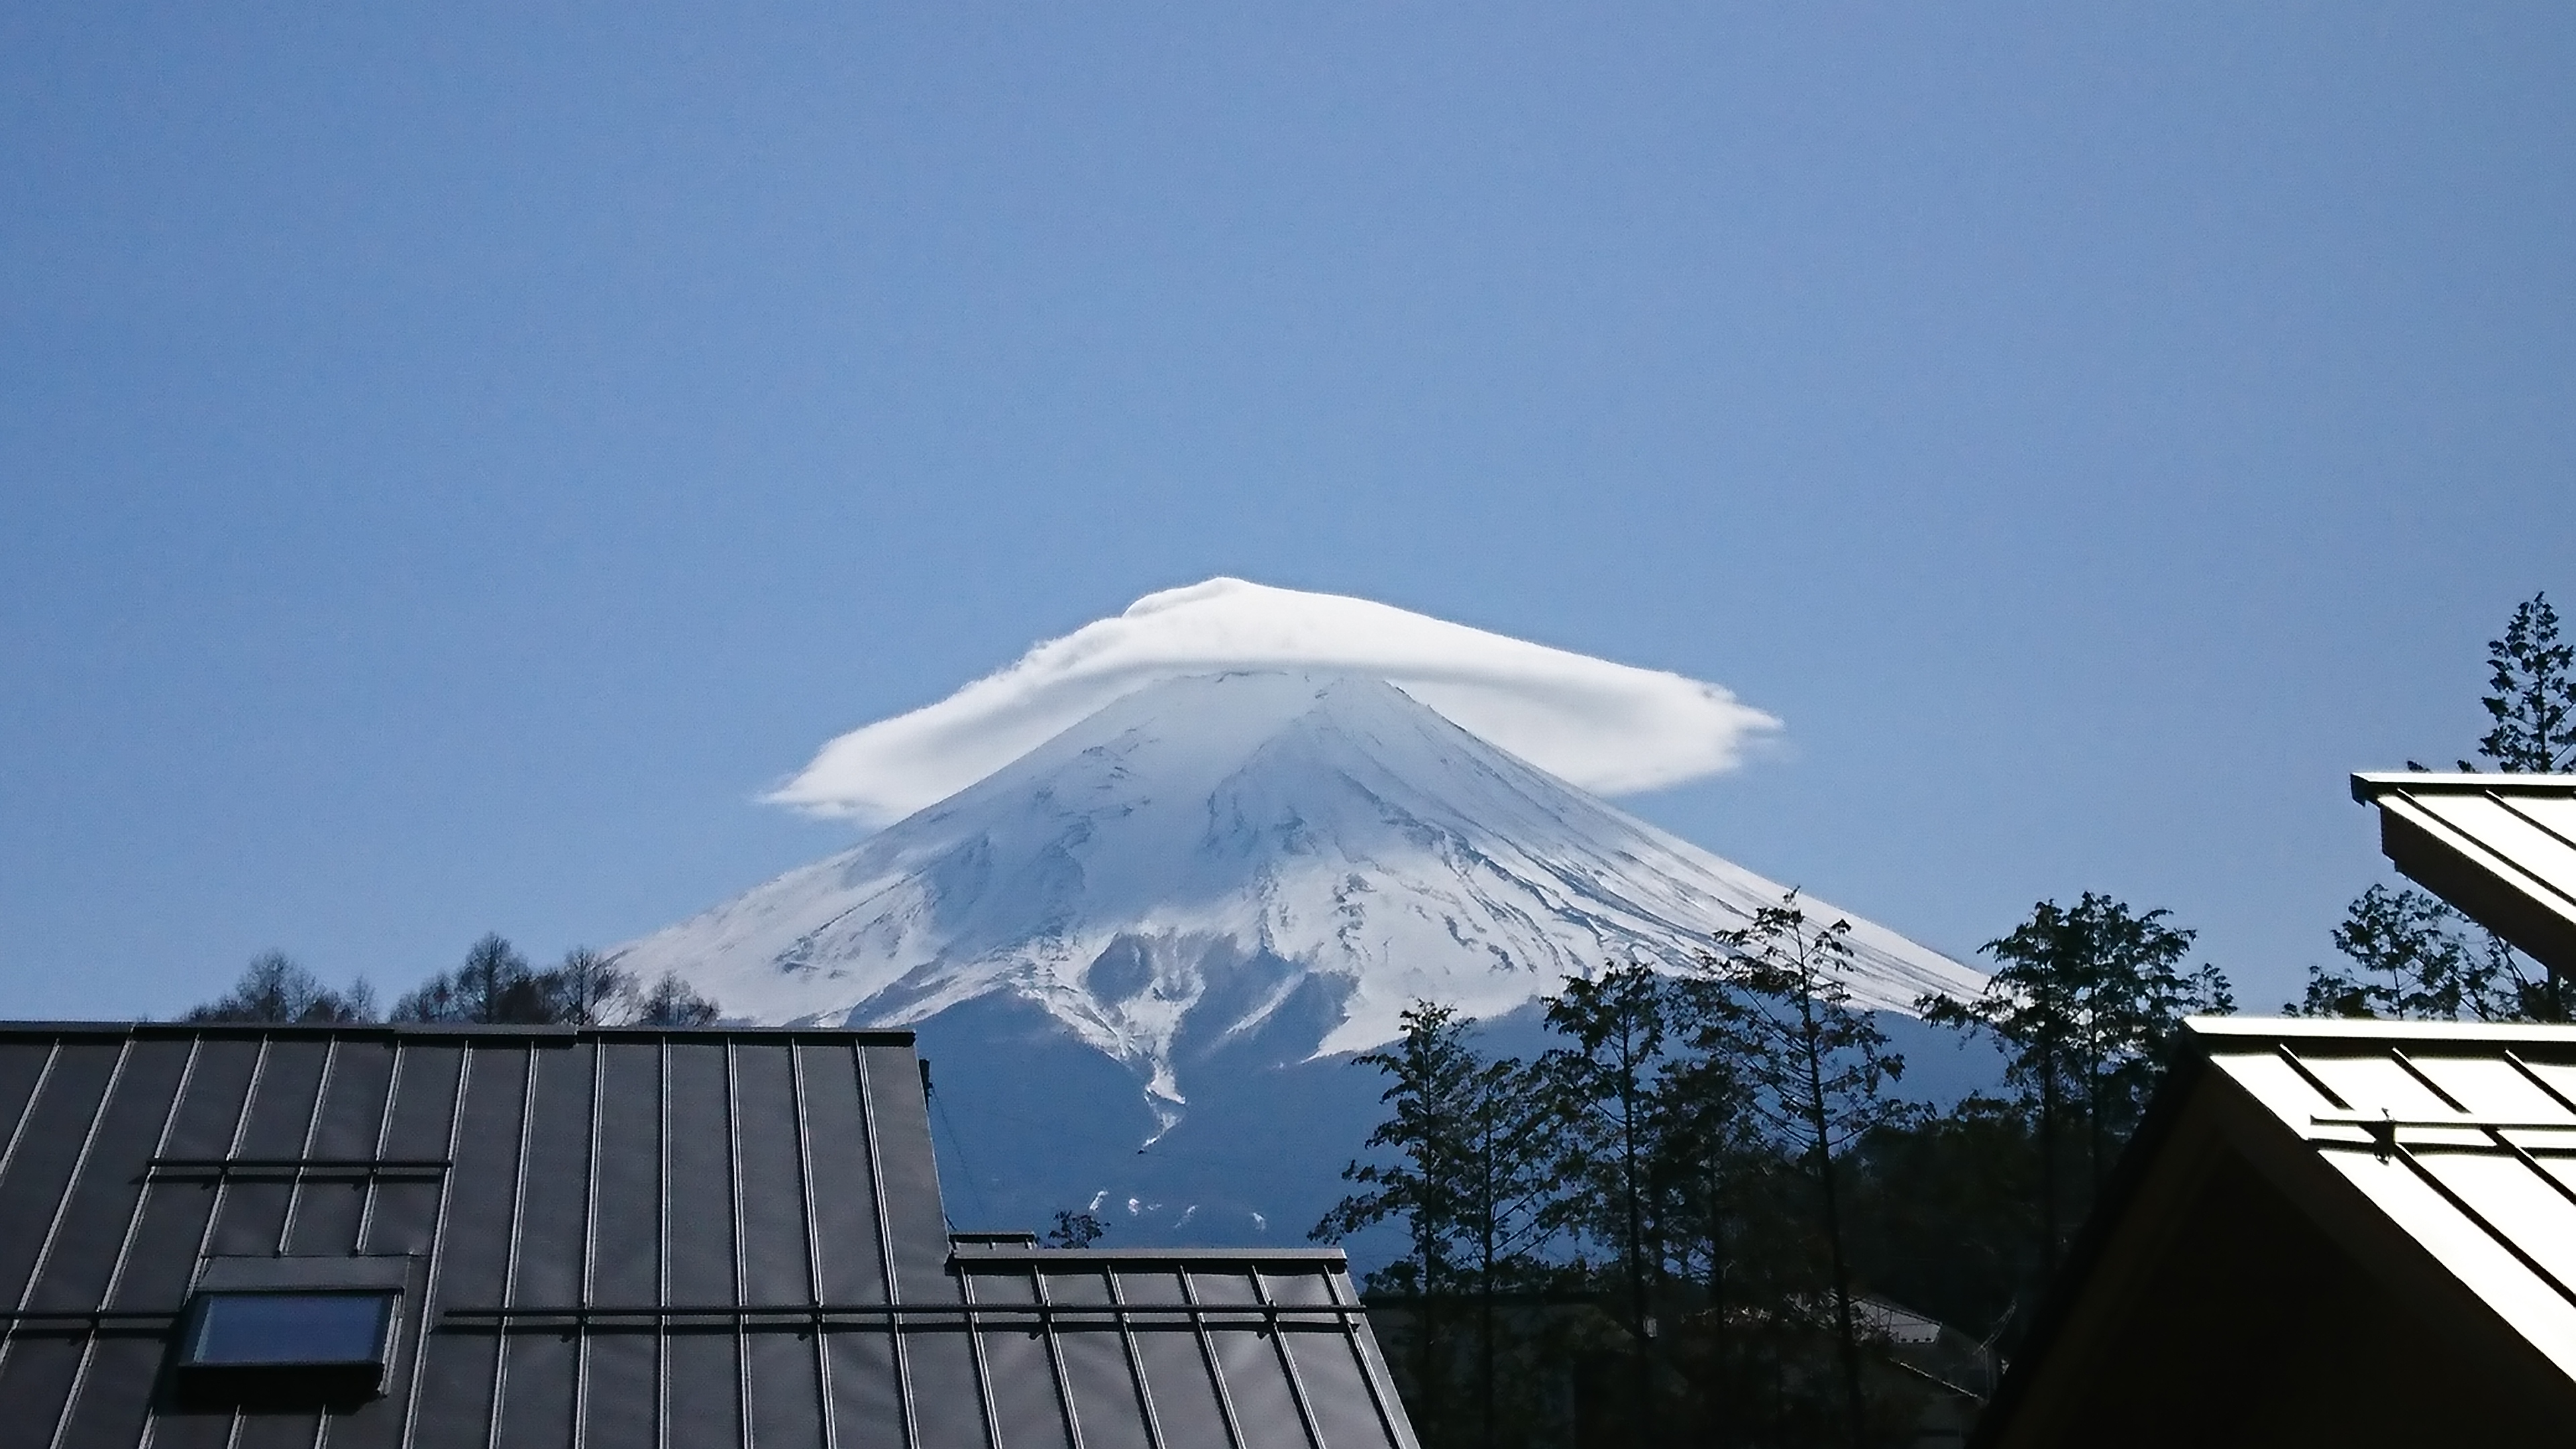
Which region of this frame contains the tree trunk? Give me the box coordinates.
[1480,1116,1497,1449]
[1802,1006,1866,1449]
[1619,1032,1654,1449]
[2038,1047,2059,1281]
[1706,1166,1729,1449]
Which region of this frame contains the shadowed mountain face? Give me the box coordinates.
[908,995,2007,1260]
[616,670,1988,1242]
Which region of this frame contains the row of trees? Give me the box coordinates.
[184,934,720,1026]
[1316,588,2567,1448]
[1316,891,2230,1449]
[2294,591,2575,1022]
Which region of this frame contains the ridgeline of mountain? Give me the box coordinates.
[615,671,1980,1128]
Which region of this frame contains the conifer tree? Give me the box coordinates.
[1640,1010,1775,1449]
[1705,897,1902,1449]
[1318,1002,1553,1449]
[1316,1002,1483,1438]
[1536,964,1672,1442]
[1921,894,2226,1279]
[2303,590,2575,1022]
[2469,592,2575,773]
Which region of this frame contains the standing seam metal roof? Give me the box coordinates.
[1972,1016,2576,1447]
[2351,771,2576,975]
[2195,1016,2576,1383]
[0,1023,1421,1449]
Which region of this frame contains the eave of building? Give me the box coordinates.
[2351,771,2576,975]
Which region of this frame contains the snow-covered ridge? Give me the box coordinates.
[614,672,1980,1116]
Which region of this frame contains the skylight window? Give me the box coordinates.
[186,1291,393,1366]
[174,1290,398,1403]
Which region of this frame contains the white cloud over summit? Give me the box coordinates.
[770,578,1781,822]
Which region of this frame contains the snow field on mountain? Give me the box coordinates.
[616,670,1981,1112]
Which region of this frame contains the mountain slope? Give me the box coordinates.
[615,670,1981,1121]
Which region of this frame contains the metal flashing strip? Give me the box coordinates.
[144,1157,452,1181]
[0,1309,182,1328]
[951,1246,1354,1265]
[437,1301,1373,1328]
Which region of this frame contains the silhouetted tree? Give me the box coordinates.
[2295,884,2499,1020]
[184,951,375,1023]
[1454,1051,1555,1449]
[550,946,635,1025]
[392,934,553,1023]
[1705,897,1904,1449]
[1317,1002,1484,1438]
[1046,1210,1106,1248]
[2469,592,2575,773]
[2303,590,2576,1022]
[1320,1002,1556,1449]
[1536,964,1672,1442]
[633,969,722,1026]
[1921,894,2226,1284]
[1845,1094,2035,1353]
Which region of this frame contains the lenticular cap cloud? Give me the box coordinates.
[770,578,1782,822]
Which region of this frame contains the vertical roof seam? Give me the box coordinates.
[354,1038,407,1252]
[2496,792,2576,855]
[1252,1267,1330,1449]
[955,1255,1005,1449]
[788,1044,840,1449]
[1106,1265,1171,1449]
[48,1036,197,1449]
[1179,1265,1251,1449]
[655,1038,672,1449]
[0,1043,77,1432]
[0,1042,64,1210]
[852,1044,923,1449]
[2272,1045,2353,1110]
[274,1036,339,1253]
[2389,1049,2473,1113]
[573,1036,605,1449]
[2506,1051,2576,1116]
[725,1040,753,1449]
[483,1041,543,1449]
[1328,1265,1412,1449]
[2390,795,2576,915]
[1028,1259,1088,1449]
[0,1040,67,1350]
[396,1042,472,1448]
[202,1034,273,1449]
[2386,1132,2576,1311]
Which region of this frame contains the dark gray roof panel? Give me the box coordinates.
[0,1024,1420,1449]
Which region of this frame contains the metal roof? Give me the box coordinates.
[2351,771,2576,974]
[0,1022,1421,1449]
[1976,1016,2576,1446]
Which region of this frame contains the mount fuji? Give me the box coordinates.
[613,665,1986,1246]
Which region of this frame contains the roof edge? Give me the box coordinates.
[1964,1031,2214,1448]
[2182,1014,2576,1045]
[950,1244,1353,1265]
[2353,770,2576,801]
[0,1020,921,1045]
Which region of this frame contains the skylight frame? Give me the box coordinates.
[170,1254,422,1407]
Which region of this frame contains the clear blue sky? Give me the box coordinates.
[5,3,2571,1019]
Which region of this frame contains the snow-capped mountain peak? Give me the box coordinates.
[613,670,1980,1118]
